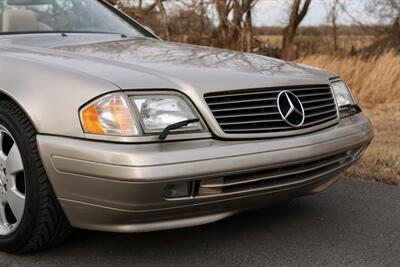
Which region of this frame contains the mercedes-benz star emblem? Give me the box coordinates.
[277,90,305,127]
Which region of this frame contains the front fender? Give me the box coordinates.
[0,54,119,138]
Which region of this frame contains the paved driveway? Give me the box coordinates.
[1,178,399,266]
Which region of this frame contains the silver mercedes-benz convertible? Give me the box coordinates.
[0,0,373,253]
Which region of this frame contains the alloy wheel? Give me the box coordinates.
[0,124,26,235]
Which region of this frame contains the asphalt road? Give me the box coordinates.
[1,178,399,267]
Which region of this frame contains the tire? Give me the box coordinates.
[0,99,72,254]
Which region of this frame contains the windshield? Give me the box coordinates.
[0,0,146,36]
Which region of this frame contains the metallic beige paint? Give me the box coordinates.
[0,33,373,232]
[1,34,336,140]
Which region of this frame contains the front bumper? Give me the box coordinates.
[37,114,373,232]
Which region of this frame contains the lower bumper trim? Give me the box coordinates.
[59,171,343,233]
[60,198,237,233]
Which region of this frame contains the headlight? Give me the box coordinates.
[331,81,355,108]
[80,93,139,136]
[131,94,203,133]
[80,92,204,137]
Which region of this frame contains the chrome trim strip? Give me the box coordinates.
[204,86,331,99]
[83,132,212,143]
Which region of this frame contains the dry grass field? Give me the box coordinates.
[347,104,400,185]
[257,34,376,56]
[298,51,400,185]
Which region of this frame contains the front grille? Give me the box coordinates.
[195,147,363,197]
[204,85,338,134]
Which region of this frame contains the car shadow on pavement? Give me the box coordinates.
[31,199,325,263]
[10,179,400,266]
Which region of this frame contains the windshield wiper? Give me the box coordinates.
[159,119,200,141]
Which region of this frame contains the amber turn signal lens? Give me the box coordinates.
[81,104,105,134]
[80,93,138,136]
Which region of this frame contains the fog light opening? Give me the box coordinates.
[163,182,192,199]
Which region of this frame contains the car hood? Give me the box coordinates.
[0,34,337,94]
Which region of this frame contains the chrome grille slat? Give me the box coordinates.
[214,112,280,119]
[302,115,338,127]
[219,119,283,126]
[304,103,336,111]
[207,97,276,106]
[212,104,278,112]
[296,92,332,98]
[220,126,293,132]
[204,85,338,134]
[204,91,276,99]
[301,97,335,104]
[306,109,338,118]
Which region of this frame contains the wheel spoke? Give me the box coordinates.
[0,152,6,164]
[0,204,7,225]
[0,132,6,162]
[0,132,3,152]
[5,144,23,175]
[6,188,25,221]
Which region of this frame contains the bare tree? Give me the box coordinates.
[213,0,257,52]
[368,0,400,31]
[357,0,400,55]
[325,0,344,52]
[282,0,312,60]
[243,9,253,52]
[107,0,175,40]
[156,0,170,40]
[109,0,257,52]
[107,0,157,23]
[111,0,158,21]
[162,0,215,45]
